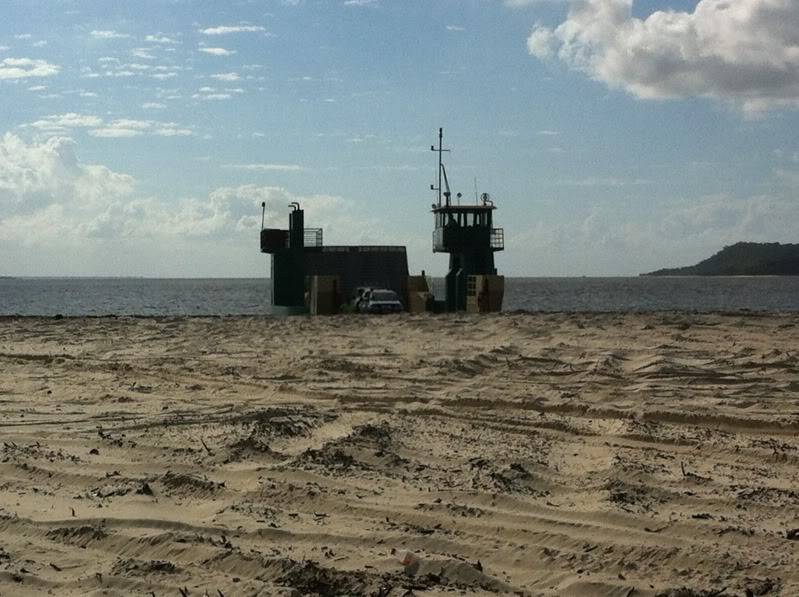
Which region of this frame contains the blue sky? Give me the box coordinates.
[1,0,798,277]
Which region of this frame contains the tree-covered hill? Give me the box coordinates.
[644,242,799,276]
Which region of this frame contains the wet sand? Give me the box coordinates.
[0,312,797,596]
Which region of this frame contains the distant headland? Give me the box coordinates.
[644,242,799,276]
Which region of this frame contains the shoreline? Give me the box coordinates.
[2,308,799,319]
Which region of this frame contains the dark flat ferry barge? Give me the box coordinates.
[259,129,504,315]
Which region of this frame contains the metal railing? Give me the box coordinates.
[304,228,323,247]
[490,228,504,251]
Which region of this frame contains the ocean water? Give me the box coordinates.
[2,276,799,316]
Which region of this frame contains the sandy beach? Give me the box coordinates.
[0,312,797,596]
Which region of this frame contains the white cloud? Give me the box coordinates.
[155,128,192,137]
[0,46,9,52]
[0,134,134,220]
[0,57,60,80]
[192,87,233,101]
[30,113,104,130]
[554,176,651,187]
[26,114,192,138]
[0,135,371,258]
[528,0,799,115]
[14,34,32,40]
[115,119,153,132]
[202,185,381,245]
[504,0,561,5]
[446,25,466,32]
[346,134,376,143]
[32,40,48,48]
[89,63,169,81]
[89,128,142,138]
[199,47,236,56]
[90,30,130,40]
[145,35,179,44]
[210,72,241,82]
[131,48,156,60]
[200,25,266,35]
[87,119,193,138]
[505,193,799,275]
[142,102,166,109]
[344,0,378,5]
[94,58,181,80]
[657,195,799,243]
[224,163,303,172]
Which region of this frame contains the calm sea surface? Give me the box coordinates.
[1,277,799,316]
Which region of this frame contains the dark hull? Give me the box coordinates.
[271,246,408,308]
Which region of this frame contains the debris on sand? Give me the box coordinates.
[111,558,179,576]
[262,556,522,596]
[655,589,728,597]
[46,525,108,546]
[467,459,549,496]
[160,471,224,495]
[84,477,154,499]
[225,431,282,462]
[247,406,336,438]
[269,559,371,596]
[296,422,408,475]
[605,478,667,512]
[223,406,335,462]
[488,462,548,495]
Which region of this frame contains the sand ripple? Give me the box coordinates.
[0,312,797,595]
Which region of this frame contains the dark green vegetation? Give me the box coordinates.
[645,242,799,276]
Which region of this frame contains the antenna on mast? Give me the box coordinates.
[430,127,451,207]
